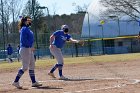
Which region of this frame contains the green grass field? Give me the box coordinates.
[0,53,140,71]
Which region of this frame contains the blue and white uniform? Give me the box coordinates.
[7,44,13,63]
[13,17,42,88]
[49,25,72,78]
[50,30,71,64]
[19,26,35,71]
[13,26,37,84]
[52,30,71,48]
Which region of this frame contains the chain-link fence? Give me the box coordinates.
[0,33,140,60]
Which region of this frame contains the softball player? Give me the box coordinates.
[7,44,13,63]
[12,16,42,88]
[48,25,84,80]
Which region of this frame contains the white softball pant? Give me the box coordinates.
[50,45,64,65]
[19,47,35,71]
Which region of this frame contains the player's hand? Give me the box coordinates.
[138,32,140,39]
[31,47,35,51]
[78,40,85,46]
[138,35,140,39]
[49,44,55,49]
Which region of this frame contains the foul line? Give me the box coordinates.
[63,78,140,93]
[0,78,139,92]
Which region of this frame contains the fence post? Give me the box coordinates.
[75,43,78,57]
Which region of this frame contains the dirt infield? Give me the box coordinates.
[1,59,140,93]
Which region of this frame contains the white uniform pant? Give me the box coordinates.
[50,45,64,65]
[19,47,35,71]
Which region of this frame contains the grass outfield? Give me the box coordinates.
[0,53,140,71]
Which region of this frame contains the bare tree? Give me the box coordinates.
[0,0,6,60]
[100,0,140,21]
[0,0,25,46]
[52,2,59,31]
[22,0,44,19]
[0,1,10,44]
[22,0,44,33]
[74,4,89,13]
[9,0,23,33]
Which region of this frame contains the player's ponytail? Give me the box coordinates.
[18,16,31,31]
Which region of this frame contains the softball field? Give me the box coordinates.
[0,53,140,93]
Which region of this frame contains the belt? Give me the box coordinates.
[21,46,32,48]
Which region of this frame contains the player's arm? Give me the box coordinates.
[69,38,79,43]
[50,35,55,45]
[69,38,84,46]
[49,35,56,49]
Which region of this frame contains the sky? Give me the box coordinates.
[36,0,93,15]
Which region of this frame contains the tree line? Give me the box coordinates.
[0,0,85,49]
[1,0,139,49]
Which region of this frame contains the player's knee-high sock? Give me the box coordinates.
[58,69,63,77]
[29,70,36,83]
[50,64,58,73]
[58,64,63,77]
[14,69,24,82]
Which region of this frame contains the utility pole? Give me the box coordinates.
[36,6,50,36]
[32,0,39,59]
[99,20,105,55]
[108,15,120,36]
[87,12,92,56]
[1,0,6,61]
[36,6,50,47]
[11,0,16,45]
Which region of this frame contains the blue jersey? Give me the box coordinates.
[20,26,34,48]
[52,30,71,48]
[7,46,13,55]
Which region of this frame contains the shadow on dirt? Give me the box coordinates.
[63,78,95,81]
[34,86,63,90]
